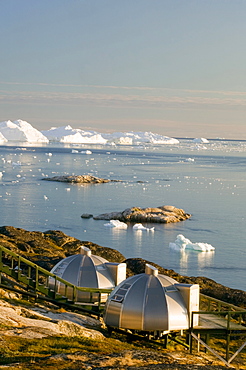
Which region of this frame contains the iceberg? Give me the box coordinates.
[104,220,128,229]
[0,132,8,143]
[193,137,209,144]
[0,119,179,146]
[0,120,49,143]
[133,223,155,231]
[169,234,215,252]
[42,125,107,144]
[103,131,179,145]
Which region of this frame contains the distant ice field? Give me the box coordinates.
[0,139,245,291]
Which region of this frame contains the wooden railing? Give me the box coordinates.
[0,244,112,314]
[200,293,246,324]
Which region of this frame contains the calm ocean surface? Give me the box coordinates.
[1,139,245,291]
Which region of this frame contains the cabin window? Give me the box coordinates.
[164,285,178,292]
[111,283,131,302]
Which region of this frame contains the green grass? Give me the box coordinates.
[0,334,138,366]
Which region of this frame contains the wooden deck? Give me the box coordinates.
[189,310,246,365]
[194,313,246,332]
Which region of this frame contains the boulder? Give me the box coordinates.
[94,205,191,223]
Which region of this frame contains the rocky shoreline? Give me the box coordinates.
[0,226,245,307]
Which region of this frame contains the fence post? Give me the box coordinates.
[17,256,21,281]
[226,312,231,361]
[189,312,194,354]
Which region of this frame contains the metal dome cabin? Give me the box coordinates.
[104,264,199,335]
[49,246,126,303]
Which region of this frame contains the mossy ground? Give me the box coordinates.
[0,329,246,370]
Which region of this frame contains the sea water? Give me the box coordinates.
[0,139,245,291]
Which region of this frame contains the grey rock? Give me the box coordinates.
[81,213,93,219]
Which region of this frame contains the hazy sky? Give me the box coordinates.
[1,0,246,139]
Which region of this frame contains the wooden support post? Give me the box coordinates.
[204,333,210,353]
[226,312,231,362]
[189,332,193,354]
[197,333,200,352]
[226,332,230,362]
[163,334,168,349]
[35,266,39,292]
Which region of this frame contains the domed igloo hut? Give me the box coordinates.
[49,246,126,303]
[104,264,199,334]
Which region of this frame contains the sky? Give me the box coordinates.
[0,0,246,139]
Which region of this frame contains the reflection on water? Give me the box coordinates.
[175,249,215,276]
[0,142,245,291]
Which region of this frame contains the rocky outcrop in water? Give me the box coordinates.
[42,175,113,184]
[93,205,191,223]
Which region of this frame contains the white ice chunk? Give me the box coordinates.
[133,223,155,231]
[193,137,209,144]
[169,234,215,252]
[104,220,128,229]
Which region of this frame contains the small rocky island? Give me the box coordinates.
[93,205,191,223]
[42,175,114,184]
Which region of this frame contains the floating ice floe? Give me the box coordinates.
[104,220,128,229]
[169,234,215,252]
[132,223,155,231]
[71,149,92,154]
